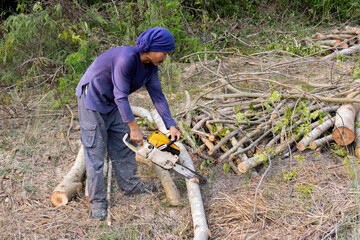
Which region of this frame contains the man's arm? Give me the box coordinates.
[145,71,181,141]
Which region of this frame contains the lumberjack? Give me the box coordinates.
[75,27,181,220]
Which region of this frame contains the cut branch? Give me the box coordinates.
[333,102,360,146]
[297,117,335,151]
[50,145,85,206]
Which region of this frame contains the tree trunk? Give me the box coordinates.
[297,117,335,151]
[309,135,333,150]
[50,145,85,206]
[355,109,360,158]
[333,103,360,146]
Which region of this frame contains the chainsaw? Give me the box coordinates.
[123,131,206,184]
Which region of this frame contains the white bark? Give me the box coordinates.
[323,44,360,61]
[50,145,86,206]
[152,109,210,240]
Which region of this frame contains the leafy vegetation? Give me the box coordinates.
[1,0,360,109]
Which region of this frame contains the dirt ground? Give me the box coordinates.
[1,55,360,239]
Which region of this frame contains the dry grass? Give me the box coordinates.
[206,152,360,239]
[1,54,360,239]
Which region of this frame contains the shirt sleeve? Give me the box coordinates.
[145,71,177,129]
[112,54,135,123]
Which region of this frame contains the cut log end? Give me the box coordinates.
[237,163,247,173]
[296,142,306,151]
[309,142,317,150]
[50,191,68,207]
[332,127,355,146]
[208,135,215,142]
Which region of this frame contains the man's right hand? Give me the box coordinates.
[128,120,143,144]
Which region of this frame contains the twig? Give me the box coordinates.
[110,0,119,17]
[253,154,272,222]
[106,157,112,226]
[180,51,236,60]
[66,104,74,138]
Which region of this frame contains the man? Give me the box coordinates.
[75,27,182,220]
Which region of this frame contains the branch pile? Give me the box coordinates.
[301,26,360,50]
[176,53,360,175]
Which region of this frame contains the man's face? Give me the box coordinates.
[147,51,169,66]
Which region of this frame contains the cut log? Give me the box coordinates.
[312,33,357,40]
[177,143,210,240]
[192,116,210,131]
[201,135,215,153]
[208,128,241,155]
[340,42,349,49]
[237,156,258,173]
[50,145,85,207]
[333,102,360,146]
[309,135,333,150]
[323,44,360,61]
[316,39,341,47]
[297,117,335,151]
[343,26,360,35]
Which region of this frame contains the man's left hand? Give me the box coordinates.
[169,126,181,142]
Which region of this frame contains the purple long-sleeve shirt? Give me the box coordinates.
[75,46,176,128]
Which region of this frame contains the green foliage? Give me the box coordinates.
[282,168,297,182]
[331,145,348,157]
[297,184,313,200]
[304,0,360,22]
[2,0,360,110]
[223,163,230,174]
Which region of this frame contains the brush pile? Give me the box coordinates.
[301,26,360,50]
[175,52,360,176]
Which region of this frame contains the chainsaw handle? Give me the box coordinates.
[166,138,177,147]
[123,133,141,154]
[158,135,178,151]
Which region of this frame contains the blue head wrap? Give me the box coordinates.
[136,27,175,53]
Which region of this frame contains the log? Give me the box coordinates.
[131,106,156,129]
[150,109,181,206]
[343,26,360,35]
[333,102,360,146]
[355,109,360,158]
[331,27,360,35]
[137,153,181,206]
[192,116,210,131]
[177,142,210,240]
[316,39,341,47]
[297,117,335,151]
[309,135,333,150]
[237,156,258,173]
[323,44,360,61]
[200,135,216,153]
[208,128,241,155]
[220,128,264,161]
[50,145,85,206]
[312,33,357,40]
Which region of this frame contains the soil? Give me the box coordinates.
[1,55,360,239]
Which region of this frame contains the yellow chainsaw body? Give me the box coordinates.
[147,131,180,155]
